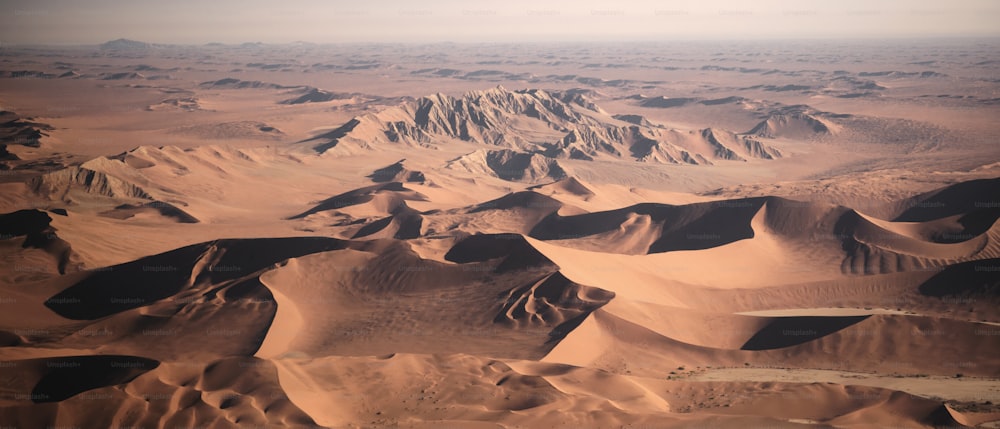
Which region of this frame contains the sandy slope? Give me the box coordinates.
[2,171,998,427]
[0,194,996,426]
[270,353,978,429]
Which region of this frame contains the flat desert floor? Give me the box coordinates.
[0,39,998,428]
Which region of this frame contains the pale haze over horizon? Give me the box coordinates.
[2,0,999,45]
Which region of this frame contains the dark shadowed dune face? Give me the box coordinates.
[30,356,159,403]
[44,238,352,319]
[740,316,870,350]
[367,159,426,183]
[918,259,1000,298]
[0,209,52,237]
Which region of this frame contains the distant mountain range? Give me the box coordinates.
[305,86,786,181]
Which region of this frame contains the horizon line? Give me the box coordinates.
[6,34,1000,48]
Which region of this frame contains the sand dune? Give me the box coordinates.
[368,159,426,183]
[255,241,612,360]
[167,121,286,140]
[29,166,154,202]
[638,95,699,108]
[289,182,427,220]
[451,193,566,235]
[280,87,352,105]
[5,233,608,362]
[446,148,568,182]
[918,258,1000,297]
[44,237,349,320]
[0,110,52,149]
[891,177,1000,222]
[0,209,74,276]
[531,198,767,254]
[527,176,596,199]
[278,352,983,428]
[146,97,202,112]
[198,77,297,90]
[838,208,1000,274]
[350,203,424,239]
[98,201,199,223]
[746,108,838,139]
[0,355,158,404]
[99,72,145,80]
[544,306,1000,378]
[3,175,997,428]
[0,356,320,428]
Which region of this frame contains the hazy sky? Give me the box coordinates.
[2,0,999,45]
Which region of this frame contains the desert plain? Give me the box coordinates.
[0,37,998,428]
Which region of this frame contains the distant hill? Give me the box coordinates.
[305,86,783,180]
[99,38,152,50]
